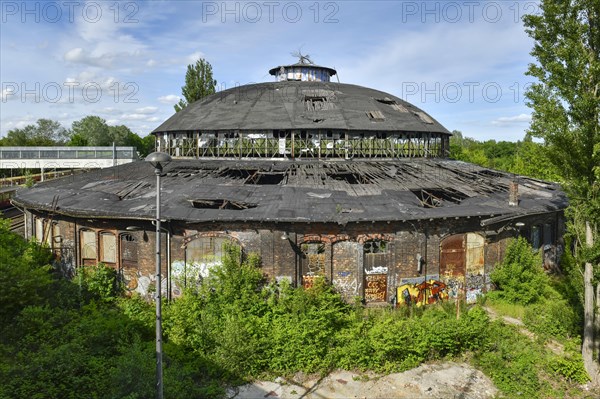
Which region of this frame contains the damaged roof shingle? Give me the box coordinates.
[13,159,568,225]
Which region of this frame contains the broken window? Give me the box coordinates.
[190,199,257,210]
[364,240,388,254]
[100,232,117,264]
[80,230,97,263]
[301,242,326,288]
[411,188,468,208]
[363,240,389,302]
[120,233,138,269]
[366,110,385,121]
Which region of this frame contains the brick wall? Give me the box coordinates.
[24,212,564,303]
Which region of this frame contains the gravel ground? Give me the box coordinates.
[227,362,498,399]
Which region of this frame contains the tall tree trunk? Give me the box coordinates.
[596,283,600,363]
[583,221,599,384]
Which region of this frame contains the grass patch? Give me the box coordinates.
[485,297,526,319]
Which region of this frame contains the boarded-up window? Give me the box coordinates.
[81,230,97,260]
[100,232,117,264]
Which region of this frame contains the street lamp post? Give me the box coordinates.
[145,151,172,399]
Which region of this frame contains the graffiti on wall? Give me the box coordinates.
[122,270,167,299]
[397,279,449,307]
[364,274,387,302]
[466,274,484,304]
[333,272,360,300]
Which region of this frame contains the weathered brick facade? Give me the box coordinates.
[24,208,564,304]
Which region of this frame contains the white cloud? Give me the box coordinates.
[491,113,532,126]
[121,113,154,121]
[158,94,180,104]
[187,51,205,64]
[135,106,158,114]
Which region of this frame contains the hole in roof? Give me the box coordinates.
[245,173,286,185]
[412,111,434,124]
[375,98,409,112]
[217,169,257,179]
[410,188,469,208]
[190,199,257,210]
[328,172,371,185]
[366,110,385,121]
[375,97,396,105]
[305,96,335,111]
[477,169,504,178]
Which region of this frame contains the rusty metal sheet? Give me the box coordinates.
[440,234,465,278]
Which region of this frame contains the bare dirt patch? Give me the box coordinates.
[227,362,498,399]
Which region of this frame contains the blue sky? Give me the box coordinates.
[1,0,541,141]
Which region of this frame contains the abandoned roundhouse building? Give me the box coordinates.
[13,59,567,305]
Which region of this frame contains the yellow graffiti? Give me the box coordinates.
[397,280,449,307]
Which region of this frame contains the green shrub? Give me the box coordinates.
[489,237,547,305]
[547,353,589,384]
[523,299,579,340]
[77,263,123,302]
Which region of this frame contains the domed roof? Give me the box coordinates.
[152,81,450,135]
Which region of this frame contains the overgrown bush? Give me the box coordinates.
[0,228,590,399]
[523,299,579,340]
[489,237,547,304]
[77,262,123,302]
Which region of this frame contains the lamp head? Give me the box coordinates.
[145,152,172,171]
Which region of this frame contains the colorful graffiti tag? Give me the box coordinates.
[397,279,449,307]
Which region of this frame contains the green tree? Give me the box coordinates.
[524,0,600,382]
[0,119,69,146]
[70,115,111,146]
[174,58,217,112]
